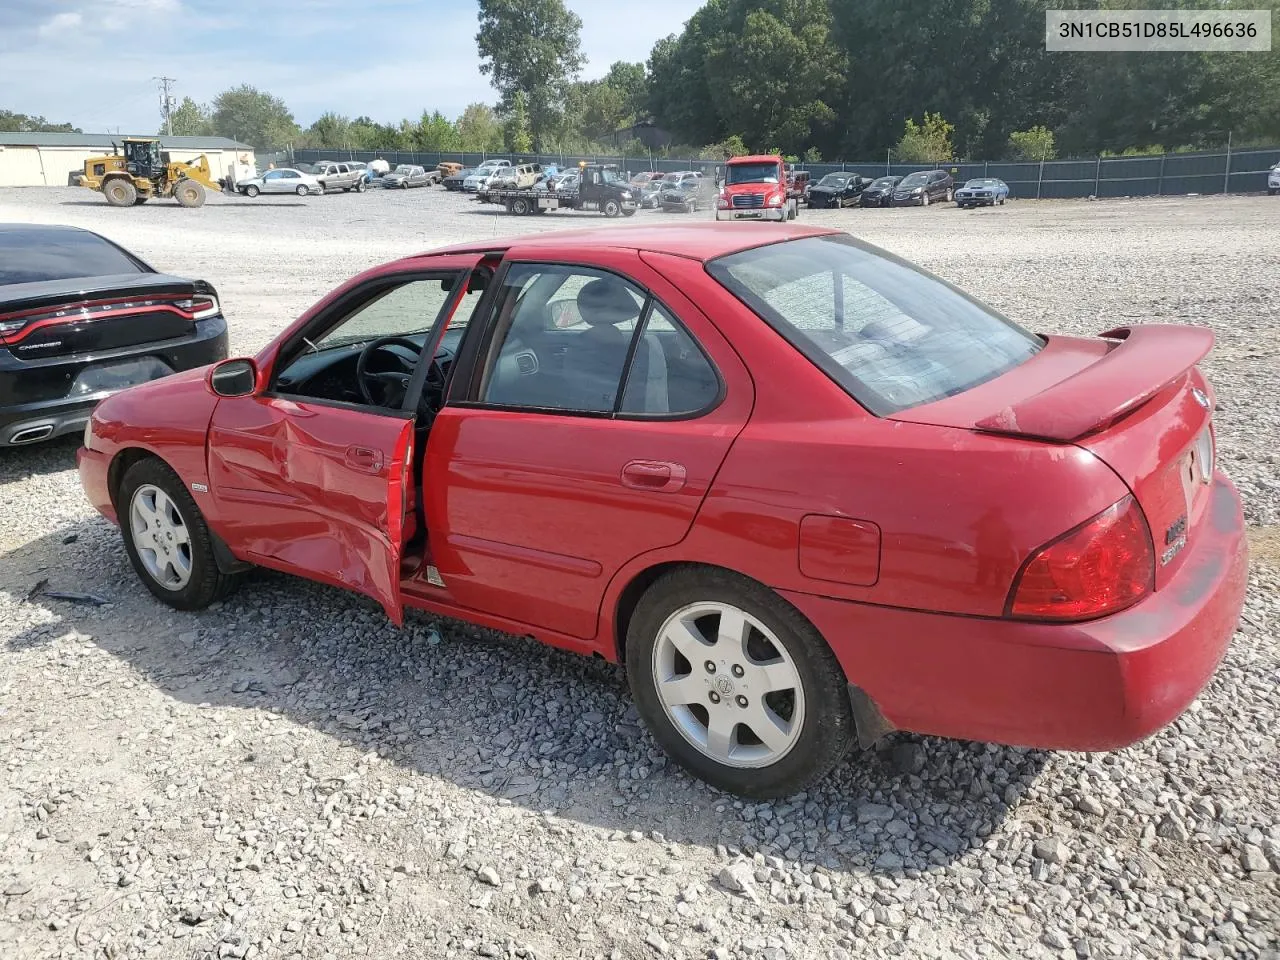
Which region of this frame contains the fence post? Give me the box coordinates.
[1093,155,1101,196]
[885,149,890,176]
[1036,158,1044,200]
[1223,131,1232,194]
[1158,153,1166,195]
[984,160,988,177]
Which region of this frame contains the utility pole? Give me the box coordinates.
[154,76,177,136]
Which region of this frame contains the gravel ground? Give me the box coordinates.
[0,187,1277,960]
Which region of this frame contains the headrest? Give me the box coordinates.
[576,278,640,327]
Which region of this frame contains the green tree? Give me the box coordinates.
[503,91,534,153]
[476,0,585,150]
[1007,125,1056,161]
[457,103,504,152]
[305,112,352,150]
[0,109,80,133]
[348,116,406,151]
[603,61,648,121]
[699,134,748,160]
[893,113,954,163]
[209,85,300,151]
[647,31,723,147]
[413,110,461,151]
[802,146,822,163]
[166,97,210,137]
[704,0,844,154]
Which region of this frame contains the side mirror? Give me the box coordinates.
[209,358,257,398]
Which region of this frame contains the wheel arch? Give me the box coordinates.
[611,559,893,753]
[107,446,247,575]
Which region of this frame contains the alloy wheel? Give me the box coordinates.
[129,483,193,590]
[650,601,805,769]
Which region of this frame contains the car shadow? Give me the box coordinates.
[0,434,81,479]
[1,518,1048,877]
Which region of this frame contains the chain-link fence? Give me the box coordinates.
[290,146,1280,198]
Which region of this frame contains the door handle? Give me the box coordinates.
[345,445,384,473]
[620,460,687,493]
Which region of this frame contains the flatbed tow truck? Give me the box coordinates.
[479,163,637,217]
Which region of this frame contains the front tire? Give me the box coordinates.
[174,179,206,208]
[603,199,622,218]
[245,184,260,198]
[626,568,855,798]
[118,458,240,611]
[921,193,930,207]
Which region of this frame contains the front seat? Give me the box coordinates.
[562,278,642,411]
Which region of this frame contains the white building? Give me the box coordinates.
[0,133,257,187]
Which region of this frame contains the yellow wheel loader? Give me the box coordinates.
[73,138,225,208]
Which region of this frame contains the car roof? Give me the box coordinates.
[0,223,92,237]
[424,222,838,264]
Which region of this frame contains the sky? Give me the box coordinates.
[0,0,702,136]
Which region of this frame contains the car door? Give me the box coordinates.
[423,249,754,640]
[206,255,485,622]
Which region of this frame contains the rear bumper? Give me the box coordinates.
[784,473,1247,751]
[0,317,227,447]
[716,208,787,222]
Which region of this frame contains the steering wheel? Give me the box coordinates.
[356,336,436,408]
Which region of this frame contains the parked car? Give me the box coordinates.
[0,223,227,446]
[77,223,1246,799]
[807,172,874,208]
[237,168,323,197]
[464,159,513,192]
[859,176,902,207]
[443,167,476,192]
[438,162,464,180]
[955,178,1010,208]
[891,170,955,206]
[1269,162,1279,195]
[488,163,544,190]
[785,168,811,203]
[637,179,665,208]
[382,165,431,189]
[311,161,366,193]
[659,179,704,212]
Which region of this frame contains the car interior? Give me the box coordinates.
[268,263,720,557]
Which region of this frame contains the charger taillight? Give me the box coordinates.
[1007,495,1154,622]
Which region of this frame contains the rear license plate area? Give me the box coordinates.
[71,357,175,395]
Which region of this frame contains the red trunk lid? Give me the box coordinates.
[891,325,1217,589]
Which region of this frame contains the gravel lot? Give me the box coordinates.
[1,186,1277,960]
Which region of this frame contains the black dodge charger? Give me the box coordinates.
[0,224,228,447]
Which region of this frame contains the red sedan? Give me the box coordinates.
[78,224,1248,798]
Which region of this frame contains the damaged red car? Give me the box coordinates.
[78,224,1247,798]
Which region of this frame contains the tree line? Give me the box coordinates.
[6,0,1278,163]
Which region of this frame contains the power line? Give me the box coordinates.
[154,77,177,136]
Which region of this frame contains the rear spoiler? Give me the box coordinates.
[975,324,1214,442]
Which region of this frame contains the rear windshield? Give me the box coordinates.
[726,162,779,185]
[899,172,930,187]
[0,229,147,285]
[707,235,1041,415]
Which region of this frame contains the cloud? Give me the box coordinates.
[37,11,84,37]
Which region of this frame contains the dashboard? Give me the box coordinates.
[273,328,465,406]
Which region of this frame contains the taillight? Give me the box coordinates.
[175,295,220,320]
[1007,495,1154,621]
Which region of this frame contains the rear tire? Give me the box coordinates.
[118,458,240,611]
[103,178,137,207]
[626,568,855,798]
[512,197,530,215]
[174,179,206,208]
[296,185,309,197]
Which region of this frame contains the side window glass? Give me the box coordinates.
[620,303,719,416]
[482,266,645,413]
